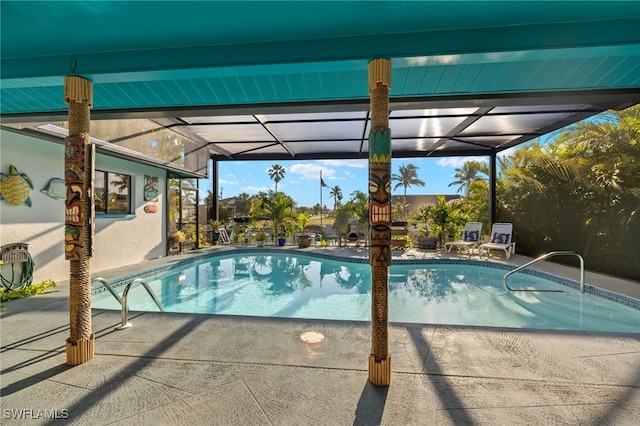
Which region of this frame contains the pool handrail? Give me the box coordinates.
[92,277,123,306]
[503,251,585,294]
[117,278,165,330]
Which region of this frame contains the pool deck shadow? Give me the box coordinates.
[1,247,639,425]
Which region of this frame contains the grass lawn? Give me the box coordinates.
[308,215,334,226]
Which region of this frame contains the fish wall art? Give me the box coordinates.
[41,177,66,200]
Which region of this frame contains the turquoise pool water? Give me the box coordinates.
[92,250,640,333]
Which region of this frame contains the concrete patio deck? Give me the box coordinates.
[1,247,639,425]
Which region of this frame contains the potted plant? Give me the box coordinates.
[296,234,313,248]
[255,231,268,247]
[170,230,186,243]
[235,231,246,244]
[251,190,296,248]
[411,210,437,249]
[416,233,438,249]
[413,195,467,249]
[295,213,313,248]
[277,225,287,247]
[208,220,223,245]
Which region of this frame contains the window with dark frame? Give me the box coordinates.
[95,170,132,214]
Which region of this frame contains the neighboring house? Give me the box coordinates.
[220,196,237,214]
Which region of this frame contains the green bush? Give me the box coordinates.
[0,279,56,308]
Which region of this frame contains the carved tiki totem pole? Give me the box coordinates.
[64,75,95,365]
[368,58,391,386]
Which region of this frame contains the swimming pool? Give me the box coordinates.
[92,249,640,333]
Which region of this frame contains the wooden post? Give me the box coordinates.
[368,58,392,386]
[64,75,95,365]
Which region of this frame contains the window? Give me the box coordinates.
[95,170,131,214]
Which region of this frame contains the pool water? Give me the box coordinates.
[92,251,640,333]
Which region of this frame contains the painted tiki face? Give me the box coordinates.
[369,164,392,266]
[368,129,392,266]
[64,136,88,260]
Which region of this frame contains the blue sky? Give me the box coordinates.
[217,155,492,208]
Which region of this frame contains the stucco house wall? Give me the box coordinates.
[0,129,167,285]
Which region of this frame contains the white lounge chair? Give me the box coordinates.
[444,222,483,257]
[478,223,516,260]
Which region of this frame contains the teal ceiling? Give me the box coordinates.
[2,1,640,160]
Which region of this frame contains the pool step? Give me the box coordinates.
[509,290,640,330]
[524,290,636,323]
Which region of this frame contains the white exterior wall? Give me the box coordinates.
[0,129,167,284]
[91,155,167,275]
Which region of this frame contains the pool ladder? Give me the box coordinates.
[92,277,165,330]
[503,251,585,294]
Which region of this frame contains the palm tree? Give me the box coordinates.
[268,164,286,193]
[392,163,425,220]
[392,163,425,197]
[348,190,369,225]
[448,160,488,197]
[180,178,198,205]
[251,190,296,243]
[489,105,640,281]
[501,142,550,185]
[329,185,342,212]
[234,192,253,216]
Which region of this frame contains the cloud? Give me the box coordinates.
[219,178,238,185]
[285,159,368,184]
[318,159,367,168]
[436,156,486,168]
[289,163,337,181]
[241,185,271,194]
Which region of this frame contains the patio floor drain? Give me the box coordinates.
[300,331,324,344]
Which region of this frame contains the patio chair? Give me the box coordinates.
[444,222,483,257]
[321,226,341,246]
[478,223,516,260]
[390,221,409,250]
[218,227,231,245]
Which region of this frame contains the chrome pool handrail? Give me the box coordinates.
[117,278,165,330]
[503,251,585,294]
[92,277,123,306]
